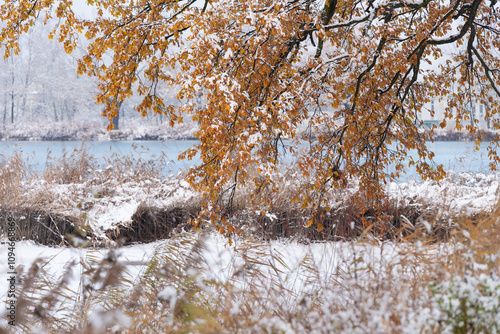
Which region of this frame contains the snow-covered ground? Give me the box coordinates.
[0,231,499,333]
[1,120,496,142]
[14,170,500,241]
[0,233,420,332]
[387,171,500,216]
[27,175,197,239]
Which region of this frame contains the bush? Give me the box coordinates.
[431,272,500,334]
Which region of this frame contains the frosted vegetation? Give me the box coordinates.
[0,119,198,141]
[1,147,500,332]
[1,228,500,333]
[2,0,500,331]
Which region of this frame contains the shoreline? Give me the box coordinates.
[0,120,199,142]
[1,120,499,142]
[1,165,497,247]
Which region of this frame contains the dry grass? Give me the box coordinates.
[105,204,199,245]
[0,145,191,246]
[223,165,457,242]
[2,213,500,333]
[1,145,500,333]
[0,145,492,246]
[0,151,36,208]
[43,145,98,184]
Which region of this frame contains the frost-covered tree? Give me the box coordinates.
[0,23,99,124]
[2,0,500,232]
[0,52,21,125]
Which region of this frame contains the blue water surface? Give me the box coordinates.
[0,140,495,180]
[0,140,201,175]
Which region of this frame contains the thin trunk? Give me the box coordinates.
[10,92,14,124]
[486,104,491,129]
[64,100,70,121]
[3,103,6,129]
[470,104,475,127]
[10,57,15,124]
[22,94,27,120]
[22,47,31,121]
[111,101,123,130]
[53,102,59,122]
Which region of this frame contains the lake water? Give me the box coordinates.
[0,140,495,179]
[0,141,201,175]
[413,141,492,173]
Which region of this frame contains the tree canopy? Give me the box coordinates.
[2,0,500,233]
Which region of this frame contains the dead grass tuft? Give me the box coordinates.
[0,208,92,246]
[0,151,35,207]
[107,204,199,245]
[43,145,97,184]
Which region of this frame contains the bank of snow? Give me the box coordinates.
[21,170,499,241]
[0,120,198,141]
[388,171,500,217]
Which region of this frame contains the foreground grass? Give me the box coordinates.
[1,220,500,333]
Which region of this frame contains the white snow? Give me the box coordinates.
[387,171,500,216]
[0,119,198,141]
[158,286,178,308]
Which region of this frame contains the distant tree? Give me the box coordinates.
[8,57,15,124]
[0,55,22,125]
[3,0,500,232]
[0,22,100,125]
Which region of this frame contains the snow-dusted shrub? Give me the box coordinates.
[430,273,500,333]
